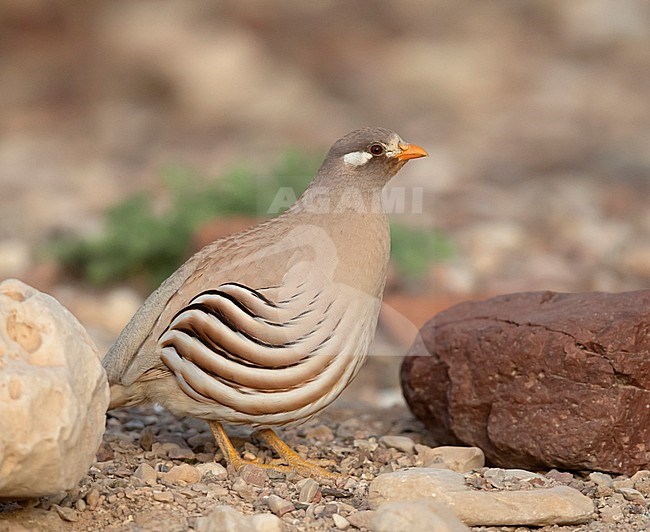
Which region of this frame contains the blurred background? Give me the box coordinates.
[1,0,649,406]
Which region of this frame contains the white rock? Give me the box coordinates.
[372,500,469,532]
[483,467,545,488]
[249,513,284,532]
[196,462,228,480]
[419,446,485,472]
[369,468,594,526]
[380,435,416,454]
[332,513,350,530]
[196,505,284,532]
[0,279,109,498]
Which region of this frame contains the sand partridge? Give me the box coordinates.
[103,127,428,477]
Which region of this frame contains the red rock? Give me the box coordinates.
[401,290,650,475]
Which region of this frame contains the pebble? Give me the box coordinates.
[331,513,350,530]
[195,462,228,480]
[238,463,268,487]
[484,467,546,488]
[589,472,614,488]
[418,445,485,472]
[54,505,79,522]
[74,498,87,512]
[347,510,375,529]
[379,435,416,454]
[617,487,645,502]
[196,505,283,532]
[545,469,574,485]
[249,513,285,532]
[298,478,320,503]
[85,488,100,510]
[632,470,650,495]
[233,479,258,502]
[139,428,155,451]
[372,500,469,532]
[168,446,196,461]
[153,491,174,503]
[266,494,294,517]
[133,463,158,486]
[163,464,201,484]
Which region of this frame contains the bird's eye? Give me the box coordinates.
[369,144,385,156]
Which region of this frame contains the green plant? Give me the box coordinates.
[50,150,318,288]
[389,223,454,281]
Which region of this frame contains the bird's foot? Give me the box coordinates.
[208,421,340,479]
[256,428,341,479]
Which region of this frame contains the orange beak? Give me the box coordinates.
[394,143,428,161]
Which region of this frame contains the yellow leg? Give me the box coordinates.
[256,428,341,479]
[208,421,340,479]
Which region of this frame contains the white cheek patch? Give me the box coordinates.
[343,151,373,166]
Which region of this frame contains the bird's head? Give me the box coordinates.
[325,127,428,183]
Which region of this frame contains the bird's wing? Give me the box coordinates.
[157,256,373,417]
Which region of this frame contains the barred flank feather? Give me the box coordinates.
[158,281,376,425]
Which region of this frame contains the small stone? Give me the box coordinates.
[347,510,375,529]
[632,471,650,496]
[372,500,469,532]
[139,428,155,451]
[74,498,87,512]
[546,469,574,485]
[238,464,268,487]
[617,487,645,502]
[589,472,614,488]
[380,435,416,454]
[332,513,350,530]
[299,478,320,503]
[196,505,283,532]
[54,505,79,522]
[484,468,546,487]
[168,446,195,461]
[163,464,201,484]
[153,491,174,503]
[249,512,285,532]
[133,463,158,486]
[266,494,294,517]
[232,477,257,502]
[151,442,168,458]
[196,462,228,480]
[419,446,485,472]
[612,477,634,490]
[86,488,100,510]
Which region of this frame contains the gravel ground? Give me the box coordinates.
[1,402,649,531]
